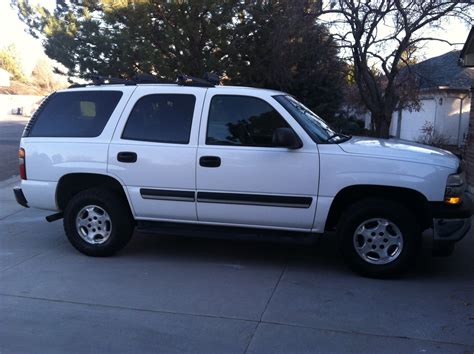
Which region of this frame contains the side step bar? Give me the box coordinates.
[136,221,321,245]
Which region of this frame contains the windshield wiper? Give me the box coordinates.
[325,133,351,143]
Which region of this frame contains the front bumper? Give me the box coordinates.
[433,218,471,242]
[430,193,473,243]
[13,187,29,208]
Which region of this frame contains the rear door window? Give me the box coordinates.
[122,94,196,144]
[28,91,123,137]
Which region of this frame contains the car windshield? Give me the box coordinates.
[274,95,349,144]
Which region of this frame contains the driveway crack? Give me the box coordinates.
[0,209,24,221]
[244,260,288,353]
[0,240,66,273]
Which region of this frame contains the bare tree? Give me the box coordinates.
[321,0,473,137]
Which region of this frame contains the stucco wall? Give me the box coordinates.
[434,95,470,146]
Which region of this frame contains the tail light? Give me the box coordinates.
[19,148,27,180]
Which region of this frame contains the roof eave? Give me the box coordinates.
[460,26,474,59]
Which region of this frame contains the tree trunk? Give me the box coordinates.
[372,112,391,139]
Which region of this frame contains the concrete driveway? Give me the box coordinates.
[1,177,474,353]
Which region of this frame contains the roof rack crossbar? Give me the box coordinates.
[91,76,135,85]
[67,72,220,89]
[177,74,215,87]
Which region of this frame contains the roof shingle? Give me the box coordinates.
[409,50,474,90]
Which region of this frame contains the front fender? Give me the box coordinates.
[318,148,452,201]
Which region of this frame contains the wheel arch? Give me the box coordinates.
[325,184,431,232]
[56,173,132,214]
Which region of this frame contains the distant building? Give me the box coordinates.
[347,27,474,147]
[460,26,474,67]
[0,68,12,87]
[390,50,474,147]
[460,26,474,187]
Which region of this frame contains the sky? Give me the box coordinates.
[0,0,54,73]
[0,0,472,75]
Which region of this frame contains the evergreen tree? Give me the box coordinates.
[15,0,344,117]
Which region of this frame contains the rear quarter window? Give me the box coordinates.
[27,91,123,137]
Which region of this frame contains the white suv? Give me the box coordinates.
[13,75,472,277]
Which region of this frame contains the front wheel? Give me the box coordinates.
[63,188,134,256]
[338,199,420,278]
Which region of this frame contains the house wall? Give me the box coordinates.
[464,52,474,67]
[434,94,470,146]
[362,112,371,130]
[339,104,371,128]
[464,86,474,186]
[390,98,436,141]
[389,91,471,146]
[0,94,44,116]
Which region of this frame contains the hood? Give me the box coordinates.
[338,136,459,170]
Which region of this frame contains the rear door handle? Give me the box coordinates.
[117,151,137,163]
[199,156,221,168]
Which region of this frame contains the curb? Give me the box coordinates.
[0,115,30,122]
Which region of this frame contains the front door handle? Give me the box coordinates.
[199,156,221,168]
[117,151,137,163]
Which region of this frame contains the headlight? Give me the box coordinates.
[445,172,466,205]
[447,173,464,187]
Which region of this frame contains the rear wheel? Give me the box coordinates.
[63,188,134,256]
[339,199,420,278]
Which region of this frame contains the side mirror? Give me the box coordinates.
[272,128,303,149]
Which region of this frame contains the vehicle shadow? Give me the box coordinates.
[129,229,320,267]
[123,229,470,279]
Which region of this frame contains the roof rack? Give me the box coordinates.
[68,72,220,89]
[177,72,220,87]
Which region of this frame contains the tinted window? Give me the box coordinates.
[206,95,290,147]
[122,94,196,144]
[29,91,122,137]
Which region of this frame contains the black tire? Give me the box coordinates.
[63,188,134,256]
[338,198,420,278]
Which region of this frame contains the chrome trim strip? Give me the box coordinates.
[140,188,195,202]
